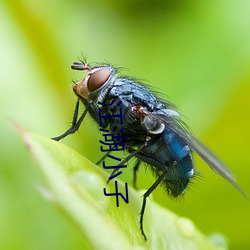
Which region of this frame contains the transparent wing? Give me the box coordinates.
[149,110,247,198]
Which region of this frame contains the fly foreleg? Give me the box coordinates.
[52,99,88,141]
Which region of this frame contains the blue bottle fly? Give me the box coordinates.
[52,60,246,240]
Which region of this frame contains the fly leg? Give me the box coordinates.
[107,143,147,184]
[52,100,102,141]
[52,99,89,141]
[96,151,111,165]
[140,172,167,240]
[133,160,141,189]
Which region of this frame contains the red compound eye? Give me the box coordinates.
[87,68,111,92]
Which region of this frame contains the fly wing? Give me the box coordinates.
[150,110,247,198]
[170,123,247,198]
[185,133,236,181]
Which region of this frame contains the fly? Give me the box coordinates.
[52,60,247,240]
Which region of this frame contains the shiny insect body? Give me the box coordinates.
[52,60,245,240]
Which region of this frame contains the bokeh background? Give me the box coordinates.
[1,0,250,249]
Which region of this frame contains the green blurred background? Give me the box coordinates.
[1,0,250,249]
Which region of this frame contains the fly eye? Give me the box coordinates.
[87,68,111,92]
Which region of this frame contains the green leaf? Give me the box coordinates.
[19,127,227,250]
